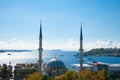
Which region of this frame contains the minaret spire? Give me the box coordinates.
[79,22,83,71]
[80,23,83,40]
[80,22,83,50]
[39,20,42,48]
[38,20,43,73]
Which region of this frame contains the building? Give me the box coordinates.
[14,63,39,80]
[0,64,13,80]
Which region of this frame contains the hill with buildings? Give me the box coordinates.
[83,48,120,57]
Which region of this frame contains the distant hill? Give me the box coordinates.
[0,50,31,53]
[75,48,120,57]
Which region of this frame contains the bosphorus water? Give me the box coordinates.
[0,50,120,69]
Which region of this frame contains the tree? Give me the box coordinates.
[96,69,110,80]
[22,72,42,80]
[22,69,111,80]
[55,69,111,80]
[55,70,78,80]
[78,69,110,80]
[78,69,96,80]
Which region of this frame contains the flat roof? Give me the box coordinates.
[72,64,92,67]
[108,64,120,67]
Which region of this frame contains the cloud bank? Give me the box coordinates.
[0,38,120,51]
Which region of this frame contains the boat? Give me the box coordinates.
[7,52,11,55]
[88,58,92,60]
[61,55,64,57]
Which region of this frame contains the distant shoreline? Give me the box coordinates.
[74,48,120,57]
[1,48,120,57]
[0,50,31,53]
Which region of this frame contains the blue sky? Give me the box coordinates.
[0,0,120,50]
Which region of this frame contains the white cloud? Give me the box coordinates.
[43,39,79,50]
[84,39,120,50]
[0,38,120,50]
[0,38,38,50]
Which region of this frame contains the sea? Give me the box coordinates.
[0,50,120,70]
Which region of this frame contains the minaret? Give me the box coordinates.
[38,20,43,73]
[79,22,83,71]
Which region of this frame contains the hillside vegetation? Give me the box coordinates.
[22,69,111,80]
[83,48,120,57]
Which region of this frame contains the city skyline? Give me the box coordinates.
[0,0,120,50]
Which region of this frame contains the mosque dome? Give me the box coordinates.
[43,57,67,77]
[47,58,65,68]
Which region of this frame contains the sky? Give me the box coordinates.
[0,0,120,50]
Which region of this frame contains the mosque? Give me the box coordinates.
[38,21,67,77]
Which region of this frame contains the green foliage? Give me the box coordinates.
[63,70,78,80]
[42,75,52,80]
[22,72,42,80]
[55,69,111,80]
[22,69,111,80]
